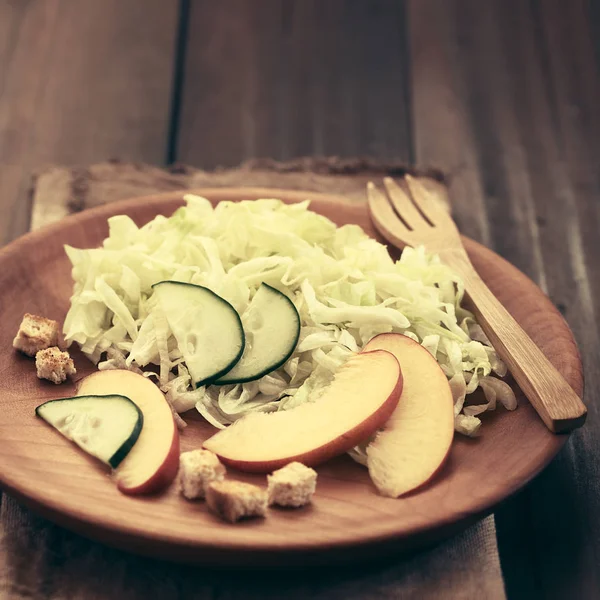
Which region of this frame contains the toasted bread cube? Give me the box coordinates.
[267,462,317,508]
[179,449,226,500]
[13,313,60,357]
[35,347,76,384]
[206,480,267,523]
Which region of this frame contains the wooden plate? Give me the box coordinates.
[0,188,583,566]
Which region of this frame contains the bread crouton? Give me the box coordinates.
[13,313,60,357]
[35,347,76,384]
[267,462,317,508]
[206,480,267,523]
[179,449,226,500]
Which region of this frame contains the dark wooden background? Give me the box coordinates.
[1,1,599,598]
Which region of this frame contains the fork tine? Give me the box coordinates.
[383,177,427,230]
[367,182,411,249]
[404,174,452,226]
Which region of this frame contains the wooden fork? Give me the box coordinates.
[367,175,586,433]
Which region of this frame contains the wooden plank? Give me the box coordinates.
[514,1,600,598]
[408,4,544,594]
[177,0,411,169]
[409,0,600,598]
[407,0,493,246]
[0,0,180,592]
[0,0,179,245]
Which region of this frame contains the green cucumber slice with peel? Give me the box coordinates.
[36,394,143,468]
[215,283,301,384]
[152,281,245,386]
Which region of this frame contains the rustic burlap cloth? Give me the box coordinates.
[0,159,506,600]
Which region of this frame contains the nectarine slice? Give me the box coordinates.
[362,333,454,498]
[77,370,179,495]
[203,350,403,473]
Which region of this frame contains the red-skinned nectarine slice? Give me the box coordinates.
[203,349,403,473]
[77,369,180,495]
[362,333,454,497]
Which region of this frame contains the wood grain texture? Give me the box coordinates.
[177,0,411,168]
[0,0,178,245]
[408,1,600,597]
[0,188,581,568]
[0,0,597,595]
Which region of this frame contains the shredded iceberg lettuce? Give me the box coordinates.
[64,195,516,438]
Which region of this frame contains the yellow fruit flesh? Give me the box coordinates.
[204,350,402,471]
[363,334,454,498]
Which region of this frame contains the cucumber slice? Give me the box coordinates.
[36,394,143,468]
[215,283,301,384]
[152,281,245,386]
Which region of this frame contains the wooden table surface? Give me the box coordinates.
[1,1,599,598]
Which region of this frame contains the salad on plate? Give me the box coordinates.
[62,195,516,435]
[25,193,517,512]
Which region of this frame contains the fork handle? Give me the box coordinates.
[445,253,586,433]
